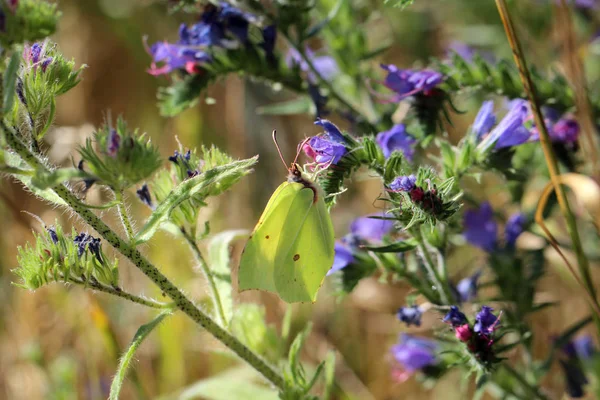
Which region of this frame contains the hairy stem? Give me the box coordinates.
[181,230,228,328]
[67,276,170,309]
[2,124,287,390]
[115,191,135,241]
[411,226,451,305]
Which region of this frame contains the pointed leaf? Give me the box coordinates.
[135,156,257,244]
[109,309,172,400]
[362,238,418,253]
[304,0,345,39]
[256,97,313,116]
[3,52,21,113]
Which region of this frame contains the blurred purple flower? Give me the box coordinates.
[376,124,417,161]
[442,306,468,327]
[147,3,257,76]
[389,175,416,192]
[107,129,120,157]
[391,334,438,374]
[136,184,153,209]
[261,25,277,63]
[327,242,355,275]
[551,118,579,143]
[554,0,598,9]
[463,202,498,252]
[379,64,443,101]
[286,47,339,83]
[478,99,531,151]
[505,212,526,247]
[559,335,595,398]
[350,213,394,242]
[472,100,496,138]
[563,335,597,360]
[473,306,500,335]
[304,119,347,165]
[308,84,329,118]
[454,271,481,303]
[397,306,423,327]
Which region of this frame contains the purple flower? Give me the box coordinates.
[136,184,153,209]
[389,175,416,192]
[454,271,481,303]
[23,42,53,74]
[286,47,339,83]
[397,306,423,327]
[463,202,498,252]
[380,64,443,101]
[107,129,120,157]
[442,306,468,327]
[47,228,59,244]
[559,335,595,398]
[376,124,417,161]
[505,212,526,247]
[554,0,598,9]
[472,100,496,138]
[563,335,596,360]
[327,242,355,275]
[147,42,211,76]
[391,334,438,373]
[473,306,500,335]
[478,99,531,151]
[73,232,103,263]
[349,213,394,242]
[261,25,277,62]
[304,120,347,165]
[551,118,579,143]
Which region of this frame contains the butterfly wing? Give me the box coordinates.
[238,182,302,294]
[273,186,335,303]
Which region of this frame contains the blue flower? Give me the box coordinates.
[327,242,355,275]
[463,202,498,252]
[136,184,153,209]
[304,120,347,165]
[454,271,481,303]
[73,232,103,263]
[442,306,468,327]
[477,99,531,151]
[559,335,596,398]
[376,124,417,161]
[147,42,211,76]
[391,334,438,373]
[397,305,423,327]
[47,228,59,244]
[349,213,394,242]
[380,64,443,101]
[551,118,579,144]
[389,175,416,192]
[472,100,496,138]
[505,213,526,247]
[473,306,500,335]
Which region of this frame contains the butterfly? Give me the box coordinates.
[238,130,335,303]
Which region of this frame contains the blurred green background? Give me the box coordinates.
[1,0,599,399]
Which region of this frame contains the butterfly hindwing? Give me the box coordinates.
[273,186,335,303]
[238,182,302,293]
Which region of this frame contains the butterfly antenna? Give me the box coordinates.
[272,130,288,169]
[293,137,311,165]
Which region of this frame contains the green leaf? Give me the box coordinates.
[158,74,211,117]
[207,229,248,325]
[256,97,313,116]
[109,309,172,400]
[362,238,418,253]
[160,366,278,400]
[3,52,21,114]
[135,156,258,244]
[3,151,66,206]
[230,303,280,363]
[383,0,415,9]
[288,323,312,387]
[30,168,92,189]
[304,0,345,39]
[323,352,336,400]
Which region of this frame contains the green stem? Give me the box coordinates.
[67,276,170,309]
[411,226,451,305]
[115,191,135,241]
[2,124,286,391]
[502,364,548,400]
[181,230,228,328]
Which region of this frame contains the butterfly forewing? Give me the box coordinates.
[238,182,301,294]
